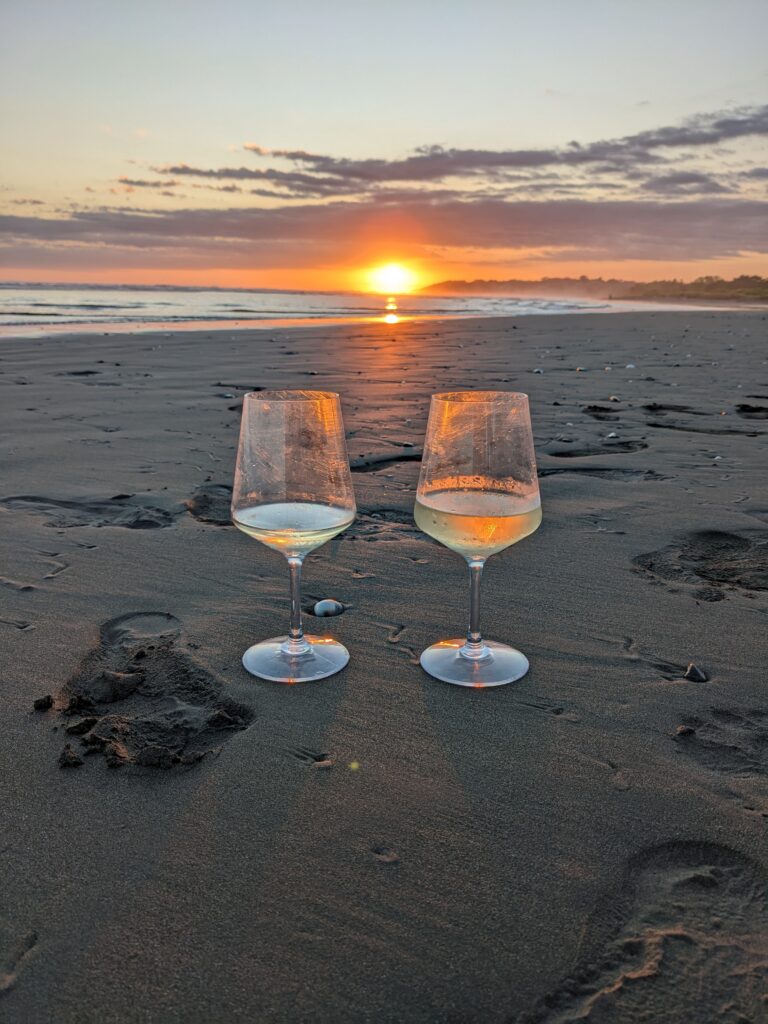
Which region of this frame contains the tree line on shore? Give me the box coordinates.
[422,275,768,301]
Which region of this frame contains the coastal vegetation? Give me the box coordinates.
[422,275,768,302]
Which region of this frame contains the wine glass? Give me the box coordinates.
[414,391,541,687]
[231,390,356,682]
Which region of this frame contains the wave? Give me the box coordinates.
[0,285,615,331]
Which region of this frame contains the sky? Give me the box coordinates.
[1,0,767,290]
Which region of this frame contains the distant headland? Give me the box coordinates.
[421,275,768,302]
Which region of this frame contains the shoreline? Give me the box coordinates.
[0,297,761,340]
[2,308,766,1022]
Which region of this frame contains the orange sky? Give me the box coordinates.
[2,3,766,291]
[2,253,767,293]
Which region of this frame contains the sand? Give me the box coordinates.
[1,310,767,1023]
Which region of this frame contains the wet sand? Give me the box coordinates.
[1,310,767,1022]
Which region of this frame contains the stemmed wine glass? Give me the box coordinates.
[231,390,356,682]
[414,391,541,687]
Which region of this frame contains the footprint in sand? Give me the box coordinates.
[348,508,422,542]
[539,467,666,481]
[633,530,768,600]
[518,841,768,1023]
[736,403,768,421]
[674,707,768,777]
[645,419,763,437]
[0,495,176,530]
[642,402,711,417]
[184,483,233,526]
[582,404,620,422]
[349,448,423,473]
[39,612,252,770]
[547,440,648,458]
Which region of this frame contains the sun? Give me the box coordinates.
[366,262,419,295]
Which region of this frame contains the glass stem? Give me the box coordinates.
[282,555,311,656]
[460,558,490,659]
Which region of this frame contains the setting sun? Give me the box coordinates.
[366,262,419,294]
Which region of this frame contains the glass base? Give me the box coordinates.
[242,635,349,683]
[420,639,529,688]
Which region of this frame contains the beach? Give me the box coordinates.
[1,309,767,1022]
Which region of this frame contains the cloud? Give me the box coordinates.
[3,104,767,273]
[2,197,766,267]
[241,104,768,184]
[154,163,363,197]
[640,171,732,195]
[133,104,768,205]
[117,177,179,188]
[191,183,244,194]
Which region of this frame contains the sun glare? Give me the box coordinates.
[366,262,419,294]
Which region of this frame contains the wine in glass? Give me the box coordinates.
[414,391,541,687]
[231,390,356,682]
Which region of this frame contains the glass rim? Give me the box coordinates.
[431,390,529,404]
[243,389,340,403]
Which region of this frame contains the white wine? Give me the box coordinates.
[414,490,541,560]
[233,502,353,557]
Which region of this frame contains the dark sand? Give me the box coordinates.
[1,311,767,1022]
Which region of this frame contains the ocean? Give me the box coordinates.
[0,284,623,334]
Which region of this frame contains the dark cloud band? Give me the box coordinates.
[2,197,766,265]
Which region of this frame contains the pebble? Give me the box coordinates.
[33,694,53,711]
[313,599,345,617]
[625,363,636,369]
[675,725,695,737]
[533,368,544,374]
[607,432,618,438]
[372,846,400,864]
[684,663,709,682]
[608,395,620,402]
